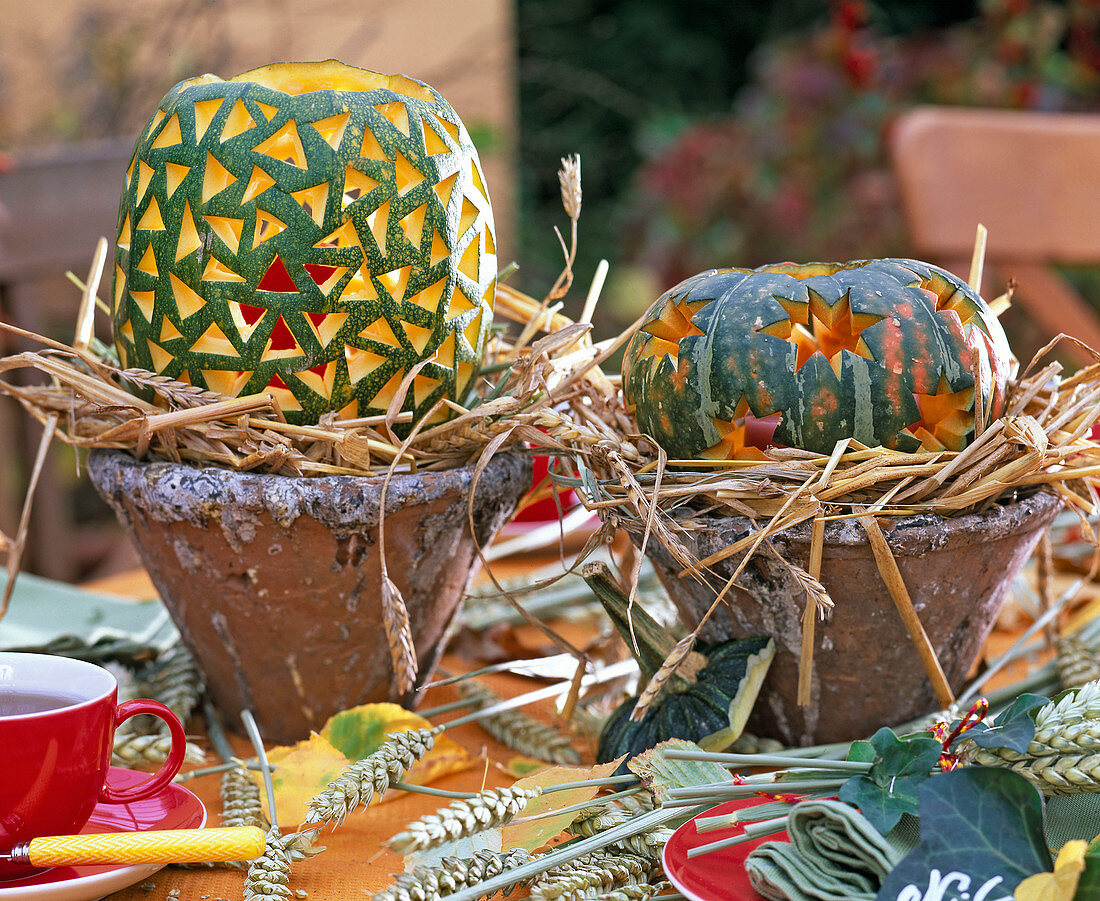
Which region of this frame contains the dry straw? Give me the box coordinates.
[1,166,1099,715]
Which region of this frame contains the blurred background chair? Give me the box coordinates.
[0,138,133,580]
[890,105,1100,368]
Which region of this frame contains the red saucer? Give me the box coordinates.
[0,766,206,901]
[662,799,789,901]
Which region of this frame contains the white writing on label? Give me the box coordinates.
[893,869,1012,901]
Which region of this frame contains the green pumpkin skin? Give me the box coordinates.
[622,259,1011,458]
[113,60,496,426]
[596,637,773,769]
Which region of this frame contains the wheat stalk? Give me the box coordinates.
[528,850,659,901]
[221,765,269,831]
[304,727,442,826]
[244,826,292,900]
[1059,636,1100,690]
[961,681,1100,793]
[456,681,580,764]
[111,729,205,767]
[371,848,533,901]
[386,787,542,855]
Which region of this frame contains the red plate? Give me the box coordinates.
[0,766,206,901]
[662,799,789,901]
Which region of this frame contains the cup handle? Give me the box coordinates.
[98,699,188,804]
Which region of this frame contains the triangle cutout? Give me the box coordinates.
[202,256,245,283]
[345,346,390,384]
[169,273,205,318]
[136,244,159,276]
[204,215,244,255]
[220,100,256,142]
[258,256,298,292]
[241,165,276,204]
[150,113,182,149]
[192,320,238,356]
[358,315,401,349]
[375,101,410,135]
[342,166,379,207]
[313,220,362,250]
[311,111,350,151]
[137,197,165,231]
[340,267,378,302]
[136,161,154,202]
[255,121,308,168]
[175,201,202,262]
[290,183,328,226]
[254,209,286,244]
[192,98,223,143]
[164,162,191,199]
[202,153,236,203]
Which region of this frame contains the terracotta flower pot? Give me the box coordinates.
[88,449,530,743]
[631,490,1062,746]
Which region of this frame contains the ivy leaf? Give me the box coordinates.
[875,768,1051,901]
[837,727,941,835]
[962,693,1047,754]
[847,739,876,765]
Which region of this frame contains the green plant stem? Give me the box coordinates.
[241,709,278,831]
[440,660,637,731]
[687,815,790,858]
[444,806,694,901]
[177,759,268,782]
[390,781,478,799]
[545,775,639,794]
[203,697,237,763]
[510,787,648,825]
[661,779,846,808]
[663,750,871,772]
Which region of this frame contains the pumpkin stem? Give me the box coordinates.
[582,562,694,685]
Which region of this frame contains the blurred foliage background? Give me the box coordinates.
[514,0,1100,331]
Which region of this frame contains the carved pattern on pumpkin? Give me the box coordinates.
[113,63,495,427]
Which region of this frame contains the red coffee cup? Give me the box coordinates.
[0,652,187,879]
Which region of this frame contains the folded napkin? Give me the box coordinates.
[745,800,916,901]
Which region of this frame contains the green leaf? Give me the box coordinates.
[627,738,730,803]
[837,728,941,835]
[869,727,941,780]
[875,768,1051,901]
[840,773,925,837]
[961,693,1047,754]
[847,740,876,764]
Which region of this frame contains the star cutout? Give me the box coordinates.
[904,375,975,451]
[700,398,781,461]
[789,294,882,375]
[636,295,710,367]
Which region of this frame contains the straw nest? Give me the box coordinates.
[2,157,1099,717]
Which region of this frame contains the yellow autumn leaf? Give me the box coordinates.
[1015,840,1087,901]
[319,702,474,789]
[252,703,475,826]
[255,732,352,826]
[501,759,624,852]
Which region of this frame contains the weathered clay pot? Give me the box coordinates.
[88,448,530,743]
[632,490,1062,746]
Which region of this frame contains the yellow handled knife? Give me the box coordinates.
[1,826,267,866]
